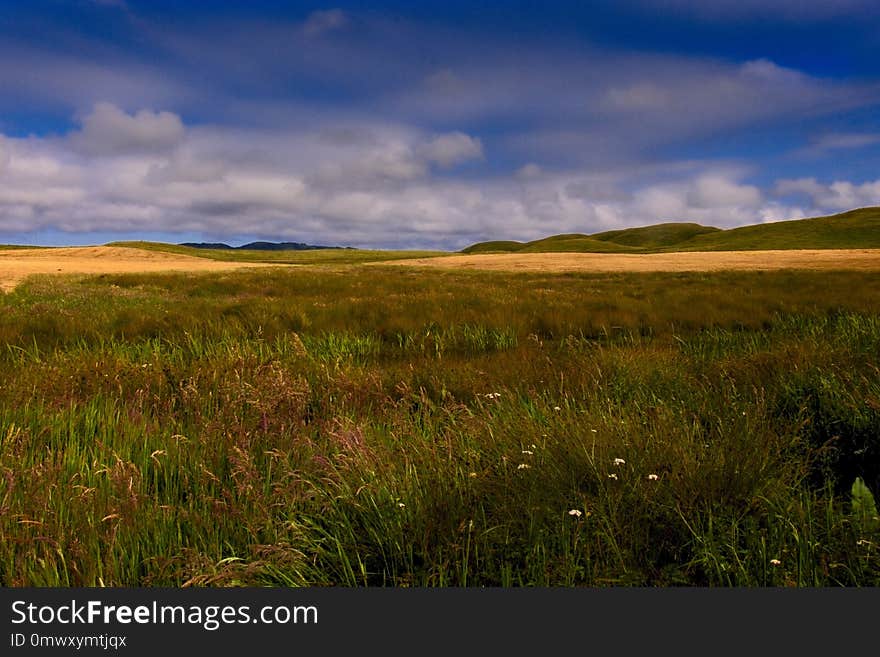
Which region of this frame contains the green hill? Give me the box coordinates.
[461,240,525,254]
[463,233,639,254]
[671,207,880,252]
[517,236,638,253]
[461,207,880,254]
[591,222,720,248]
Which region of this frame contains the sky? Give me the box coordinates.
[1,1,879,249]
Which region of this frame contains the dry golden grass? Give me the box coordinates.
[386,249,880,273]
[0,246,279,291]
[3,246,880,293]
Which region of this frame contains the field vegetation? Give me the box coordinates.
[107,241,446,265]
[0,266,878,586]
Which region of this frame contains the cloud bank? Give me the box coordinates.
[3,103,876,249]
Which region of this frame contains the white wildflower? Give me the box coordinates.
[568,509,583,518]
[517,463,531,470]
[613,458,626,466]
[607,473,618,480]
[770,559,781,566]
[521,449,533,455]
[647,474,659,481]
[553,406,562,411]
[397,502,406,508]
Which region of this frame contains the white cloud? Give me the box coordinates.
[0,136,9,173]
[516,163,543,179]
[0,105,875,249]
[687,175,762,208]
[418,132,484,167]
[603,83,670,111]
[775,177,826,198]
[775,176,880,211]
[69,103,185,156]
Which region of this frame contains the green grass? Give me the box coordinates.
[518,236,639,254]
[108,241,448,264]
[591,223,721,248]
[462,206,880,254]
[671,207,880,251]
[1,267,878,586]
[461,240,526,254]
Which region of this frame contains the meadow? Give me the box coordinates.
[1,265,878,586]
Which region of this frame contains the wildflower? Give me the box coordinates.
[607,473,618,480]
[517,463,531,470]
[397,502,406,508]
[468,472,478,478]
[590,429,598,433]
[568,509,583,518]
[613,458,626,466]
[553,406,562,411]
[770,559,781,566]
[521,449,533,455]
[647,474,659,481]
[485,392,501,399]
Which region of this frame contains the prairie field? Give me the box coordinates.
[1,263,879,586]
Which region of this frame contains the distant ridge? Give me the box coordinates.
[462,207,880,254]
[180,241,349,251]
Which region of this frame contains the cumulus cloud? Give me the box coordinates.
[687,175,762,209]
[775,177,880,211]
[0,137,9,173]
[516,163,543,179]
[603,83,671,111]
[3,106,841,249]
[418,132,484,167]
[69,103,185,156]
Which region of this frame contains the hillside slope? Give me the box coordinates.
[462,207,880,253]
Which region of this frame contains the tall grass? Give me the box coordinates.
[0,268,878,586]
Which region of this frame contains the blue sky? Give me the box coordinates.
[1,1,879,249]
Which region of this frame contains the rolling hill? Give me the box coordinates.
[181,241,345,251]
[462,207,880,254]
[106,241,447,265]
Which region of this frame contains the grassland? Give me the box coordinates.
[0,265,878,587]
[108,241,446,265]
[463,206,880,253]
